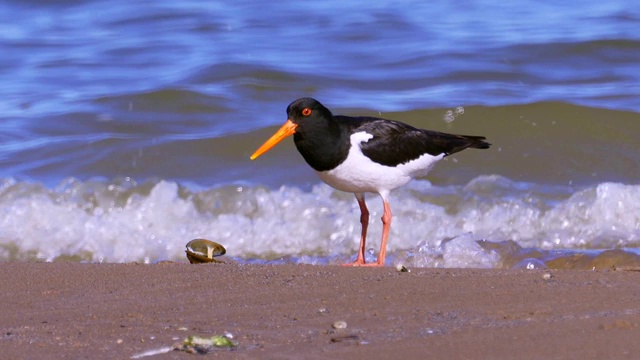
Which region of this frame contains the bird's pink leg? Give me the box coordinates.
[346,193,391,267]
[359,194,391,267]
[344,193,369,266]
[375,198,392,266]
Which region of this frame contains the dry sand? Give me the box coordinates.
[1,262,639,359]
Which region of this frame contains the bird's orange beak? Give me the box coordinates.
[250,119,298,160]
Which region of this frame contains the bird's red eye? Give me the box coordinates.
[302,108,312,116]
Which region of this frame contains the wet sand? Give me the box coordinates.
[1,262,639,359]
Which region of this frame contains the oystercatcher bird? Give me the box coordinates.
[251,98,490,267]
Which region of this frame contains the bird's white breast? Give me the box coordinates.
[317,131,444,194]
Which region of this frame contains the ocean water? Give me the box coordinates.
[1,0,640,268]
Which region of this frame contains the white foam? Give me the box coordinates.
[0,176,639,267]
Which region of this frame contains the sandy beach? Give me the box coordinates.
[1,262,639,359]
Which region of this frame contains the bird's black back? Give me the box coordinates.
[338,116,490,167]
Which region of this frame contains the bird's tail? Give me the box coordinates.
[445,134,491,156]
[465,135,491,150]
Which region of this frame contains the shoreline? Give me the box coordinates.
[1,262,639,359]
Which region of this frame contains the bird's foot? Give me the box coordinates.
[342,261,384,267]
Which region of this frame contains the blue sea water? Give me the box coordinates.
[1,0,639,267]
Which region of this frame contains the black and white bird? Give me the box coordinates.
[251,97,490,267]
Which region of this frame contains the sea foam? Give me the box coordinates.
[0,176,639,267]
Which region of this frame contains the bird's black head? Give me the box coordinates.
[250,97,339,163]
[286,97,333,125]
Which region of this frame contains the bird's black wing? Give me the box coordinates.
[340,116,490,167]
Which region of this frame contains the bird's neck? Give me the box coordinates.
[293,119,350,172]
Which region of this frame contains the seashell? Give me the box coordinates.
[185,239,226,264]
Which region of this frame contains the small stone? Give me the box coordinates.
[332,320,347,329]
[542,272,553,280]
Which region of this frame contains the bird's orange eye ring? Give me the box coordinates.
[302,108,312,116]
